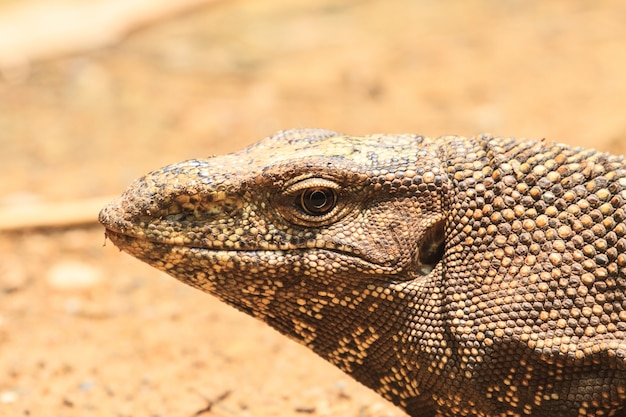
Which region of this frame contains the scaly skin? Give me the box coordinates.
[99,128,626,416]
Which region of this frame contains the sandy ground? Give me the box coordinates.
[1,0,626,416]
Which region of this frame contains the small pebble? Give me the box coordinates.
[0,390,18,404]
[46,260,102,290]
[79,380,96,392]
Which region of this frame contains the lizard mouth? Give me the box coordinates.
[102,227,416,278]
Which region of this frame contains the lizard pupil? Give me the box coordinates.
[300,187,336,215]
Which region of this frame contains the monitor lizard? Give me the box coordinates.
[99,128,626,417]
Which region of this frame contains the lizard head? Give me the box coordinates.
[99,128,451,408]
[100,128,450,284]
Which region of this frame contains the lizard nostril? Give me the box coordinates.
[416,218,445,274]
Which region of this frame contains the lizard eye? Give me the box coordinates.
[299,187,336,215]
[280,177,343,224]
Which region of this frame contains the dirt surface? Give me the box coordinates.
[1,1,626,416]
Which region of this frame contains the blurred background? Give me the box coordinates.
[0,0,625,416]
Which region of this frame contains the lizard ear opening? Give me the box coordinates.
[415,218,446,275]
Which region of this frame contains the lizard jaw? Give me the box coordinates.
[102,227,417,279]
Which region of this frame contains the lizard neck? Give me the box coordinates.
[244,262,448,415]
